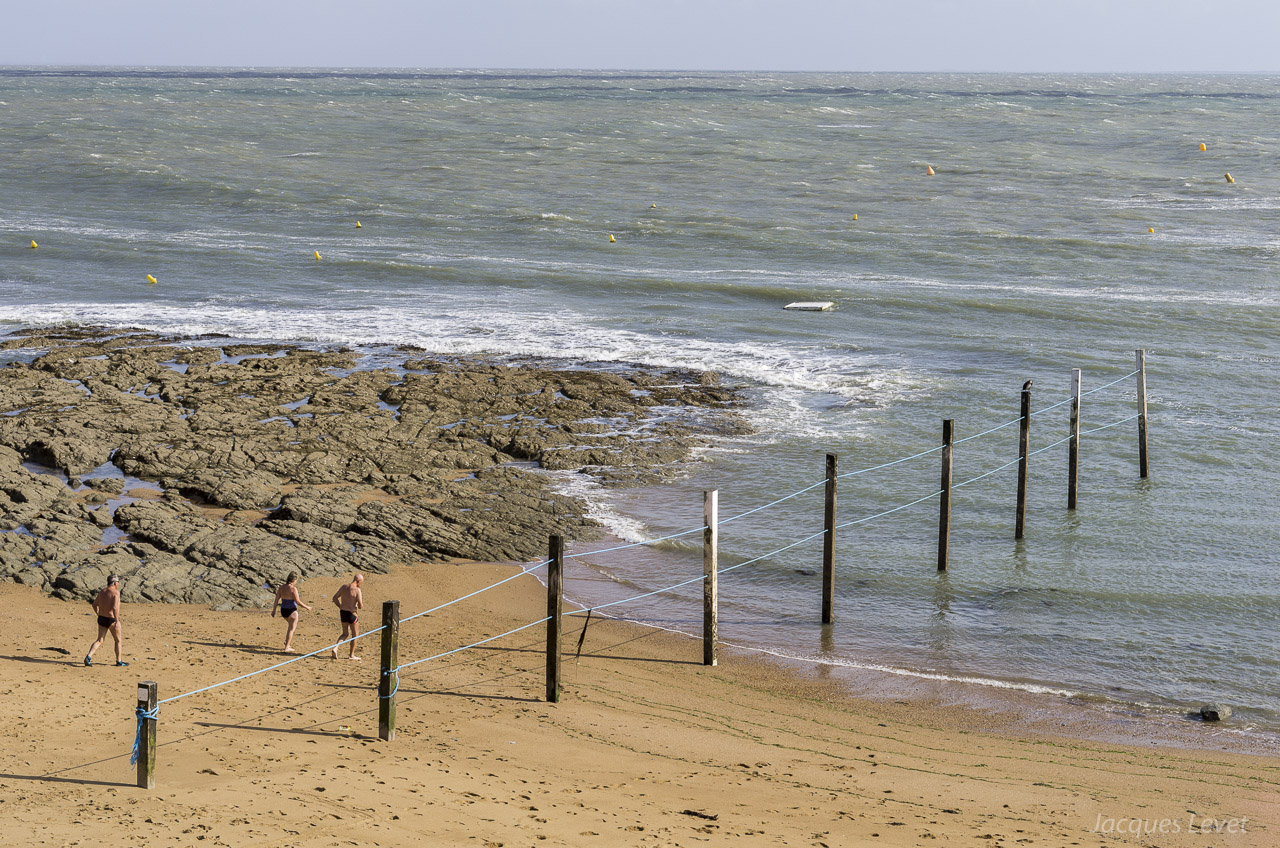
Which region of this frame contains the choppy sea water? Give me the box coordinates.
[1,68,1278,742]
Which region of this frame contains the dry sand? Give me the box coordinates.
[1,562,1275,847]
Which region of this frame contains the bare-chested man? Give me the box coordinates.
[85,574,127,667]
[330,573,364,660]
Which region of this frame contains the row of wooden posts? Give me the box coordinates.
[133,350,1150,788]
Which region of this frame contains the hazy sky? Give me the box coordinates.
[4,0,1277,73]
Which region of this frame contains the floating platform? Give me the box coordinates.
[783,301,835,311]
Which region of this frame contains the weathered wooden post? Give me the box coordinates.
[546,535,563,703]
[1068,369,1081,510]
[703,490,718,666]
[378,600,400,741]
[1015,381,1031,539]
[822,453,837,625]
[937,420,954,572]
[136,681,157,789]
[1136,350,1149,478]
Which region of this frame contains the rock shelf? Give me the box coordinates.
[0,327,746,608]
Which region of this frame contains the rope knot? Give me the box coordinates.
[130,705,159,766]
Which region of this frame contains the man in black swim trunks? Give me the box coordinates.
[330,573,364,660]
[85,574,127,667]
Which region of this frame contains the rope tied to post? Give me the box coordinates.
[379,666,401,700]
[130,705,159,766]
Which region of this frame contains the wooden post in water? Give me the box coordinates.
[546,535,564,703]
[378,600,400,741]
[1068,369,1081,510]
[1015,382,1032,539]
[703,490,718,666]
[937,420,954,572]
[822,453,837,625]
[136,680,157,789]
[1136,350,1149,478]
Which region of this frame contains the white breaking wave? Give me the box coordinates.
[717,639,1082,697]
[0,301,929,441]
[540,470,650,543]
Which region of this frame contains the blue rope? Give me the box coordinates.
[719,479,827,524]
[1028,395,1074,418]
[379,666,400,699]
[564,526,830,617]
[397,616,554,672]
[130,705,159,766]
[399,560,549,625]
[567,525,705,560]
[139,377,1150,711]
[954,455,1026,489]
[157,559,547,707]
[1081,413,1140,435]
[716,529,829,576]
[1081,369,1141,398]
[158,626,385,706]
[836,445,943,479]
[953,418,1021,444]
[834,489,944,530]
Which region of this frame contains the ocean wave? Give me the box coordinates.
[718,640,1083,697]
[0,301,930,440]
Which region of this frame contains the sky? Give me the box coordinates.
[3,0,1278,73]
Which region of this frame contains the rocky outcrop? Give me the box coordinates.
[0,328,747,608]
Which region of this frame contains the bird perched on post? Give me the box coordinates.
[1022,379,1033,391]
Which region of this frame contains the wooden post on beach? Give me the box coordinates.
[136,680,157,789]
[822,453,837,625]
[546,535,564,703]
[937,420,953,572]
[1015,383,1031,539]
[1068,370,1081,510]
[703,490,718,666]
[378,600,400,742]
[1136,350,1149,478]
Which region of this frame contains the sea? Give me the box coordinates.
[1,68,1277,746]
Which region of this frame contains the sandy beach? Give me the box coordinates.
[2,561,1275,847]
[1,328,1277,846]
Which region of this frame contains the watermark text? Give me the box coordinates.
[1093,814,1248,836]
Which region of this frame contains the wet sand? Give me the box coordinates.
[1,562,1275,847]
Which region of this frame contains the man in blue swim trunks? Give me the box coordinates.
[330,573,364,660]
[85,574,128,667]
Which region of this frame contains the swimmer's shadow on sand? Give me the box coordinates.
[0,772,133,788]
[475,627,703,666]
[182,640,311,657]
[194,721,365,739]
[318,680,543,704]
[0,654,81,667]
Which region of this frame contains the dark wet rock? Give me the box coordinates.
[0,328,747,608]
[1200,704,1232,722]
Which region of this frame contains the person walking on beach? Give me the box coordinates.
[331,573,364,660]
[272,571,313,653]
[84,574,127,667]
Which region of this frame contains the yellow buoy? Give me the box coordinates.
[1199,143,1207,151]
[608,234,616,243]
[314,251,322,260]
[925,165,935,176]
[146,274,157,285]
[29,240,37,249]
[355,221,362,228]
[852,214,858,221]
[1225,173,1235,183]
[1148,228,1155,233]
